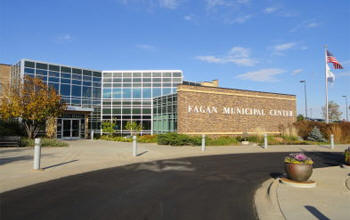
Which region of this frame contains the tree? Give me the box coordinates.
[102,120,117,135]
[0,76,66,138]
[125,121,142,136]
[321,101,342,122]
[297,114,305,121]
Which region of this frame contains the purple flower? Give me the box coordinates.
[295,153,307,161]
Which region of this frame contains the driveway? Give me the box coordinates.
[1,152,343,220]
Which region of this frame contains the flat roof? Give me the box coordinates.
[179,84,296,97]
[103,70,183,73]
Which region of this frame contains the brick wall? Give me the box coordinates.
[0,64,11,96]
[177,84,296,135]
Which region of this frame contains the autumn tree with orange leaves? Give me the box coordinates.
[0,76,66,138]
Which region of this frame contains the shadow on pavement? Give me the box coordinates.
[43,160,79,170]
[137,151,148,157]
[305,205,330,220]
[0,155,32,165]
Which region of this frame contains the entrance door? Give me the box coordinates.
[62,119,80,139]
[71,120,80,138]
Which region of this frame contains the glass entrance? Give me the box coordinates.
[62,119,80,139]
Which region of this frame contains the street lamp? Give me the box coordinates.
[342,95,348,121]
[300,80,308,118]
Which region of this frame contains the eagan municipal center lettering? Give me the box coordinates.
[187,105,293,117]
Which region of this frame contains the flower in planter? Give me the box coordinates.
[284,153,313,165]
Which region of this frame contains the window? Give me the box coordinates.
[153,88,161,97]
[133,88,141,98]
[152,72,161,77]
[143,88,151,98]
[93,71,101,77]
[83,87,91,97]
[122,88,132,98]
[36,63,48,69]
[24,68,34,74]
[83,75,92,81]
[93,88,101,98]
[72,74,81,80]
[49,77,59,83]
[164,72,171,77]
[24,61,35,68]
[152,78,161,82]
[104,72,112,77]
[71,68,81,74]
[103,88,112,98]
[61,66,71,73]
[83,70,92,76]
[173,72,182,77]
[72,80,82,85]
[49,71,60,77]
[49,65,59,71]
[48,83,59,92]
[163,88,172,96]
[62,73,71,79]
[123,72,132,77]
[36,69,47,76]
[112,88,122,98]
[72,85,81,97]
[60,84,70,96]
[113,72,122,77]
[83,81,91,86]
[61,78,70,84]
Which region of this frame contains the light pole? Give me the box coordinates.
[342,95,348,121]
[300,80,308,118]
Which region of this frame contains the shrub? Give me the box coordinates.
[206,136,239,146]
[100,135,132,142]
[138,135,158,143]
[0,119,25,136]
[20,138,68,147]
[307,126,326,142]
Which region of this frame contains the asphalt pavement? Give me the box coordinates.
[1,152,343,220]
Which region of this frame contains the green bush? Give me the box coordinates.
[206,136,239,146]
[138,135,158,143]
[20,138,68,147]
[100,135,132,142]
[0,120,25,136]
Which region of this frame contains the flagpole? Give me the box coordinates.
[325,45,329,123]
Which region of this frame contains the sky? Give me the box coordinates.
[1,0,350,119]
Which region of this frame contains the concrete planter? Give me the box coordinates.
[285,163,313,182]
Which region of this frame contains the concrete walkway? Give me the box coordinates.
[0,140,347,193]
[255,164,350,220]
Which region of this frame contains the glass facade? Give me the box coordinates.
[153,93,178,134]
[102,71,183,135]
[18,59,102,138]
[11,59,183,138]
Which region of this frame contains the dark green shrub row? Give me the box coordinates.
[20,138,68,147]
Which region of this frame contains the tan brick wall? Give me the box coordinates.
[0,64,11,95]
[177,85,296,135]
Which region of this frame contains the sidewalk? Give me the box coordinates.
[0,140,348,194]
[255,164,350,220]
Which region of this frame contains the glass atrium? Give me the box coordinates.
[102,70,183,135]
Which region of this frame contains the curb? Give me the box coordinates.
[254,178,285,220]
[346,177,350,191]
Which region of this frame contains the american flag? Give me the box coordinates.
[327,50,343,69]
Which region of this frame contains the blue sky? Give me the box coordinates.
[1,0,350,118]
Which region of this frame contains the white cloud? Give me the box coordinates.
[196,46,258,66]
[290,20,321,32]
[236,68,285,82]
[292,69,303,75]
[231,15,252,24]
[263,7,278,14]
[55,33,73,43]
[136,44,156,51]
[159,0,179,9]
[120,0,179,9]
[274,42,297,52]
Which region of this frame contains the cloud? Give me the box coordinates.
[292,69,303,75]
[55,33,73,43]
[231,14,252,24]
[263,7,278,14]
[274,42,297,51]
[196,46,258,66]
[120,0,180,10]
[159,0,179,9]
[290,20,320,32]
[236,68,285,82]
[136,44,156,51]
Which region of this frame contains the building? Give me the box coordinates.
[6,58,296,138]
[154,84,296,135]
[101,70,183,135]
[0,63,11,96]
